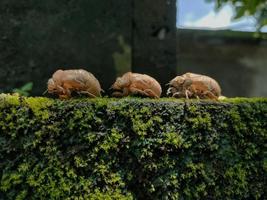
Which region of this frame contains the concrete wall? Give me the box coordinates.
[177,29,267,97]
[0,0,132,95]
[0,0,177,96]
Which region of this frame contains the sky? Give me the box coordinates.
[177,0,267,32]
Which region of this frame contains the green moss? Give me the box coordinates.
[24,97,53,120]
[224,164,248,196]
[221,97,267,104]
[0,95,266,199]
[0,93,20,107]
[82,189,133,200]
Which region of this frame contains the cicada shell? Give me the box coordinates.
[167,72,221,100]
[111,72,162,98]
[47,69,102,99]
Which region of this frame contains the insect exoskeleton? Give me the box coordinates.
[111,72,162,98]
[47,69,102,99]
[167,72,222,100]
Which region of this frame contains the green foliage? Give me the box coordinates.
[112,35,131,76]
[0,95,266,199]
[206,0,267,31]
[12,82,33,97]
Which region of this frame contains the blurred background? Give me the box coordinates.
[0,0,266,97]
[177,0,267,97]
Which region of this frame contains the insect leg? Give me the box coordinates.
[185,90,190,99]
[172,92,183,98]
[79,91,97,98]
[64,88,72,98]
[56,85,65,92]
[111,88,128,97]
[122,88,129,96]
[203,91,218,100]
[57,85,70,99]
[42,89,48,95]
[112,92,124,97]
[129,86,148,97]
[144,89,160,98]
[167,87,177,96]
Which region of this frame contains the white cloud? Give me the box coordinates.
[181,4,261,32]
[184,5,234,29]
[178,0,266,32]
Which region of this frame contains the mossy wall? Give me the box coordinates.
[0,94,266,199]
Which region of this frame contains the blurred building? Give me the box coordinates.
[177,29,267,97]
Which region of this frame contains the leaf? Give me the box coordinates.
[234,6,246,19]
[20,82,33,91]
[12,82,33,96]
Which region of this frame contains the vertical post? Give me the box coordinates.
[132,0,177,94]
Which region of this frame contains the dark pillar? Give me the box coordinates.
[132,0,177,94]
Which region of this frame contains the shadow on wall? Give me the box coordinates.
[177,29,267,97]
